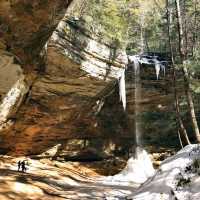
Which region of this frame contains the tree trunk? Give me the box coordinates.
[166,0,190,146]
[144,30,150,53]
[183,0,188,57]
[140,26,144,53]
[191,0,198,56]
[175,0,200,143]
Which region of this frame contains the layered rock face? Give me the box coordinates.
[38,63,177,160]
[0,0,73,64]
[0,0,75,127]
[0,0,75,154]
[0,1,178,157]
[0,8,127,155]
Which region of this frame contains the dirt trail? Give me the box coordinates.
[0,156,137,200]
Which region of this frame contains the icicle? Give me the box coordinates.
[119,69,126,110]
[134,56,140,72]
[161,64,166,77]
[154,59,160,80]
[128,55,140,70]
[155,63,160,80]
[154,59,167,80]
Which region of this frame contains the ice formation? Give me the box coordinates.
[119,69,126,110]
[153,58,166,80]
[99,147,155,186]
[128,55,140,71]
[129,55,166,80]
[154,59,160,80]
[161,63,166,77]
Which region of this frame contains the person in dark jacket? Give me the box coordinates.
[17,161,21,171]
[21,160,26,173]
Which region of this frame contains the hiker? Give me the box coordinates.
[21,160,26,173]
[17,160,21,171]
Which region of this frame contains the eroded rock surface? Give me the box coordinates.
[0,0,73,65]
[0,10,127,155]
[0,1,178,157]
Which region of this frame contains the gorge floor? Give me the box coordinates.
[0,156,138,200]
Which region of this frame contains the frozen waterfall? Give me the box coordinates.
[153,58,166,80]
[128,55,140,71]
[98,55,155,188]
[129,55,142,146]
[130,54,167,80]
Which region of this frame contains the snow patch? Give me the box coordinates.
[129,144,200,200]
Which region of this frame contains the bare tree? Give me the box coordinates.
[191,0,198,56]
[166,0,190,146]
[175,0,200,143]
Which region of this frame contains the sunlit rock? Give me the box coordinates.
[0,50,29,130]
[51,18,127,80]
[0,15,128,155]
[0,51,23,101]
[0,77,28,130]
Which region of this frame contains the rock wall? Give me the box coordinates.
[0,0,73,66]
[0,1,179,157]
[0,12,127,155]
[52,19,125,77]
[0,0,74,130]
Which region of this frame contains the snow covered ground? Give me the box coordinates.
[0,156,137,200]
[0,145,199,200]
[98,147,155,187]
[127,144,200,200]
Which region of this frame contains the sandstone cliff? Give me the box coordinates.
[0,1,180,157]
[0,4,128,155]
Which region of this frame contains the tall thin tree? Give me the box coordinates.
[166,0,190,146]
[175,0,200,143]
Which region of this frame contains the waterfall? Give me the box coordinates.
[134,57,141,146]
[98,55,155,188]
[129,56,142,146]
